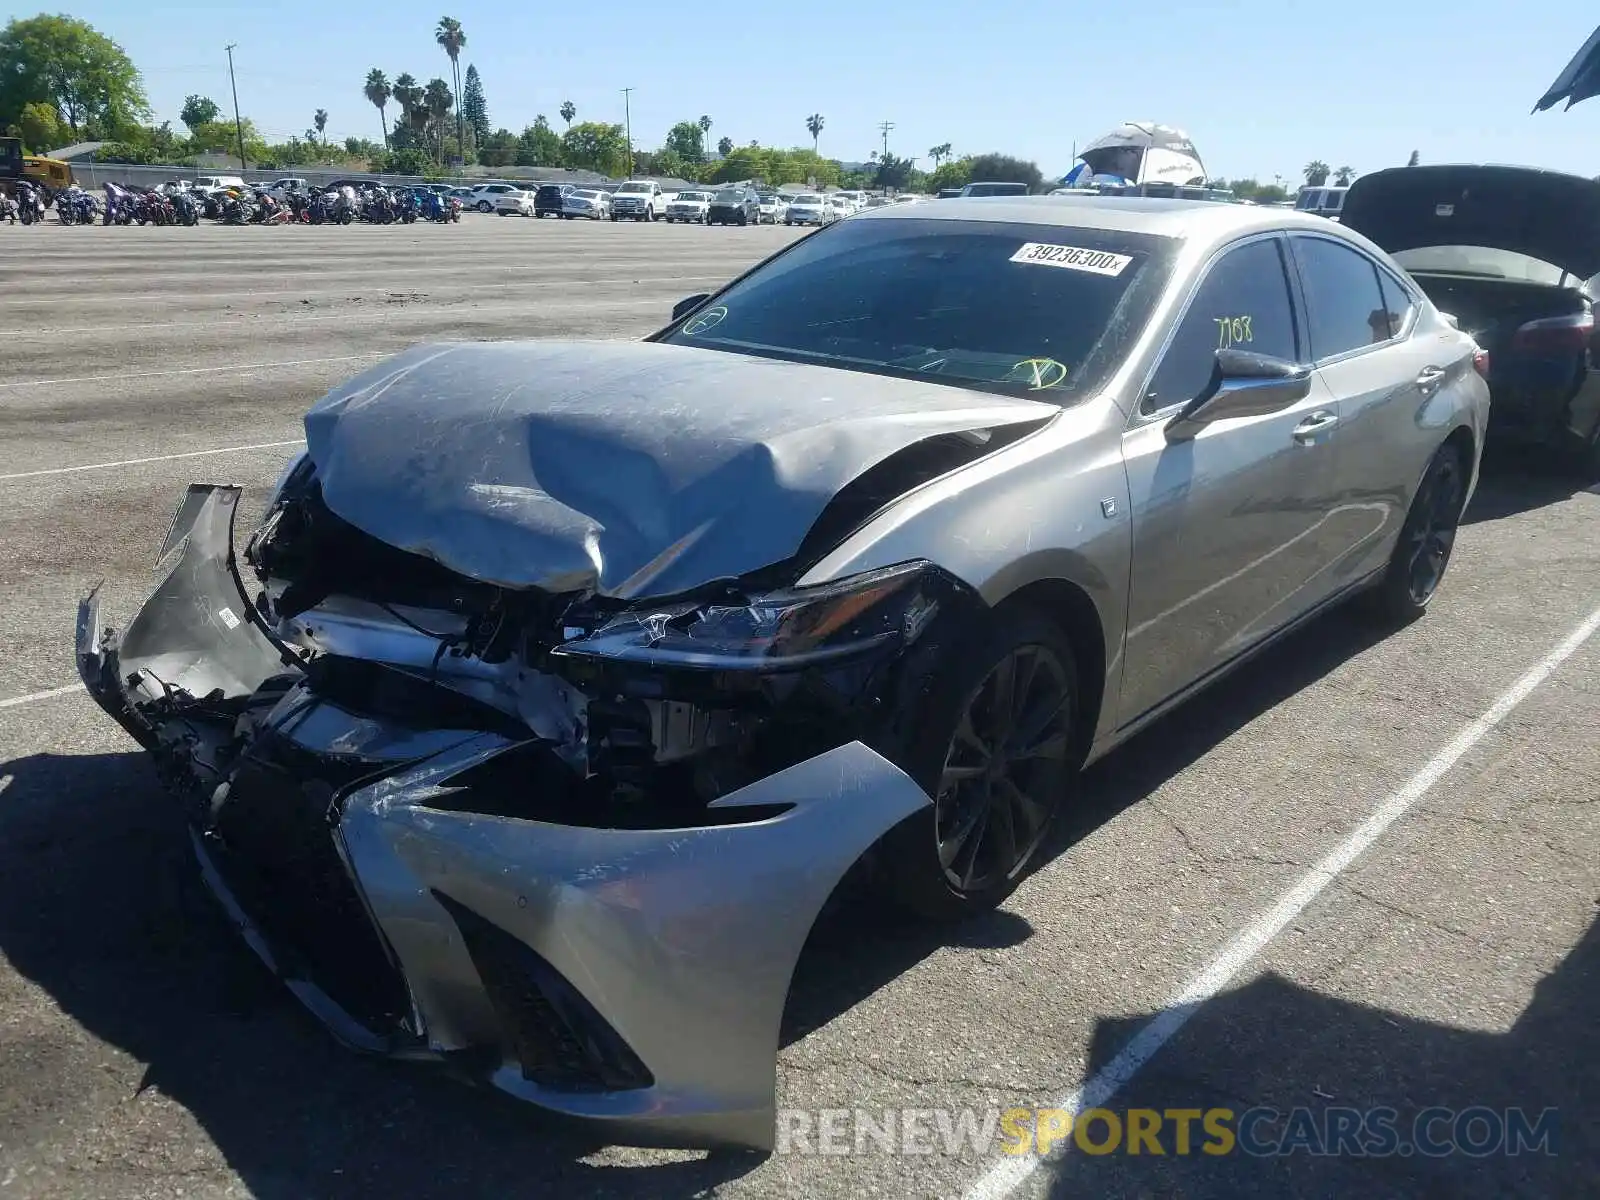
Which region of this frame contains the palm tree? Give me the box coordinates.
[313,109,328,145]
[435,17,466,161]
[1333,165,1355,186]
[805,113,823,153]
[560,100,576,129]
[698,115,712,161]
[928,142,952,167]
[364,69,391,145]
[424,77,454,162]
[1303,160,1330,186]
[717,135,733,158]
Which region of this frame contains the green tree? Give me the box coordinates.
[18,100,60,152]
[805,112,824,153]
[423,77,453,162]
[364,69,391,145]
[873,151,916,191]
[716,135,733,157]
[560,120,627,175]
[313,108,328,144]
[478,126,517,166]
[461,64,488,150]
[967,152,1042,192]
[664,119,704,162]
[928,142,951,167]
[698,114,712,159]
[560,99,576,128]
[378,146,431,176]
[0,15,150,136]
[1333,165,1355,186]
[435,16,466,161]
[1303,160,1330,186]
[515,115,561,166]
[180,94,219,133]
[928,156,973,192]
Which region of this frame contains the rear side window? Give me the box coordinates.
[1376,270,1415,339]
[1142,238,1300,414]
[1291,236,1390,359]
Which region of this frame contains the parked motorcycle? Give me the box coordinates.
[15,181,44,225]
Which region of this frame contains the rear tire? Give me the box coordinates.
[1364,441,1468,624]
[876,607,1079,921]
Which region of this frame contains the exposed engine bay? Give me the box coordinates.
[239,452,984,824]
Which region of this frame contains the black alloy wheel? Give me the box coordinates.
[1367,441,1467,622]
[878,607,1079,920]
[933,644,1073,896]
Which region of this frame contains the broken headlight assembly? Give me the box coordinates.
[552,561,945,672]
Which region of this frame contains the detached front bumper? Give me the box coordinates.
[76,485,933,1151]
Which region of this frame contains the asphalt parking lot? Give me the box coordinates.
[0,216,1595,1200]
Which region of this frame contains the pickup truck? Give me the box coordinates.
[610,179,672,221]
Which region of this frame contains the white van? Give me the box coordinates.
[1294,185,1349,220]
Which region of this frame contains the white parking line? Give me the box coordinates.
[964,601,1600,1200]
[0,274,733,310]
[0,684,80,711]
[0,294,678,339]
[0,439,303,482]
[0,353,386,390]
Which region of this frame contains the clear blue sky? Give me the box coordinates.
[31,0,1600,183]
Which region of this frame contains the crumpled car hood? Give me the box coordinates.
[304,340,1054,598]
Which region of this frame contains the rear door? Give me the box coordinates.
[1119,234,1345,726]
[1287,232,1448,584]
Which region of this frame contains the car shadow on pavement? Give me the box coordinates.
[1055,602,1391,855]
[1035,911,1595,1197]
[1461,446,1598,525]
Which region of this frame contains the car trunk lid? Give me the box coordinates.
[1341,164,1600,280]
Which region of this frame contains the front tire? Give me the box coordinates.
[1365,440,1467,624]
[877,607,1079,921]
[477,200,493,213]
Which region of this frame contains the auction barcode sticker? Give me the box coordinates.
[1010,243,1133,275]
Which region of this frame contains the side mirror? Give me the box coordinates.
[1164,349,1312,442]
[672,293,711,322]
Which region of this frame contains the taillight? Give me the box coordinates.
[1472,347,1490,377]
[1510,309,1594,354]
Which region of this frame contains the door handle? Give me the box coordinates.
[1292,410,1339,444]
[1415,365,1447,394]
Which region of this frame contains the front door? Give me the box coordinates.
[1118,234,1345,727]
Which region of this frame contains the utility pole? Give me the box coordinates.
[878,120,894,160]
[621,87,634,178]
[225,43,247,171]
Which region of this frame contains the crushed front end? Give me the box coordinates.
[76,469,977,1150]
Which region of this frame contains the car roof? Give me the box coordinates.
[848,194,1343,243]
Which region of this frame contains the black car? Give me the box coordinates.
[1342,164,1600,478]
[534,183,566,219]
[706,186,759,226]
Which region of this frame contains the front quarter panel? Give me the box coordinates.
[797,398,1131,746]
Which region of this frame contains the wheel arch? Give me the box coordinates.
[987,572,1112,766]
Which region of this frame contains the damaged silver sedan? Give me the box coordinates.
[78,197,1489,1151]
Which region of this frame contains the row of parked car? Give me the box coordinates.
[462,178,932,225]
